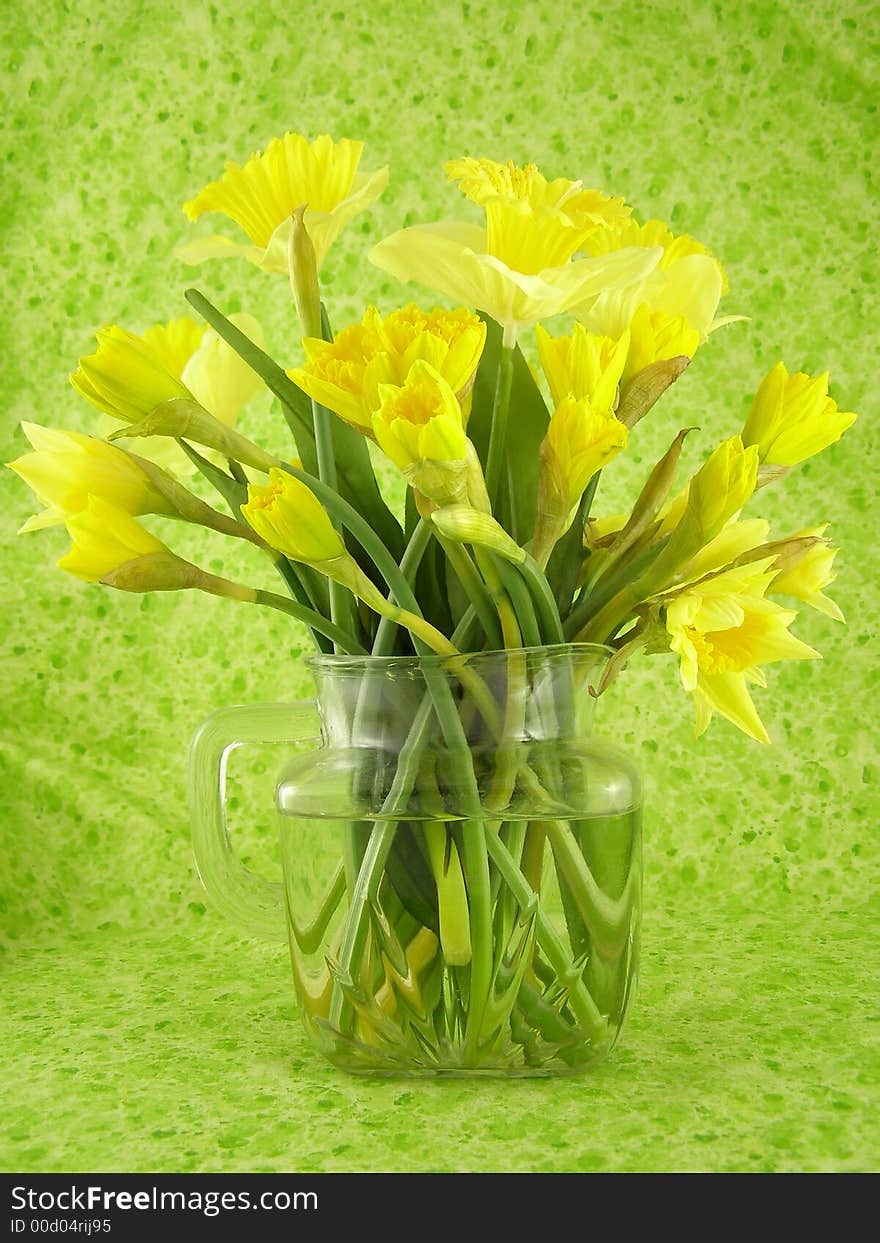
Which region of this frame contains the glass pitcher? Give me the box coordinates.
[190,643,642,1077]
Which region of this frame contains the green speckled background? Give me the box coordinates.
[1,0,878,1173]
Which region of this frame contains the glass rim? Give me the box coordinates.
[307,641,614,674]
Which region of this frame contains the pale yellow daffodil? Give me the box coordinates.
[535,322,630,412]
[370,156,660,345]
[177,132,388,273]
[70,315,265,473]
[663,559,820,743]
[742,362,857,466]
[58,495,170,583]
[289,304,486,433]
[769,524,844,621]
[576,216,731,384]
[7,423,176,533]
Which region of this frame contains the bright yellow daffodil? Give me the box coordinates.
[662,559,820,743]
[289,305,485,432]
[742,362,857,466]
[177,132,388,274]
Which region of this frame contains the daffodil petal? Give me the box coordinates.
[697,672,770,744]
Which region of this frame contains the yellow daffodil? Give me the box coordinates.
[586,216,727,288]
[662,559,820,743]
[446,156,631,251]
[576,216,730,385]
[70,315,265,473]
[240,466,470,662]
[58,495,171,583]
[289,305,486,432]
[177,132,389,274]
[769,524,844,621]
[533,397,628,564]
[240,468,344,564]
[620,304,701,387]
[370,156,660,345]
[535,322,630,412]
[372,360,468,473]
[741,362,857,466]
[71,322,197,425]
[677,517,770,582]
[661,436,759,569]
[7,423,176,532]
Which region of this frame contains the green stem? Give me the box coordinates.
[484,344,514,507]
[488,555,542,649]
[310,396,356,648]
[564,536,669,640]
[518,554,565,645]
[439,538,504,650]
[371,519,434,656]
[253,589,367,654]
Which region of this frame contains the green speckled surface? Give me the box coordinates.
[1,0,878,1172]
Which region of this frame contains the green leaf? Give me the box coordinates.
[468,317,549,546]
[545,474,599,618]
[184,289,404,560]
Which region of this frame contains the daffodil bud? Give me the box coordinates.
[108,398,280,473]
[70,325,195,425]
[7,422,265,547]
[431,505,526,564]
[289,205,322,339]
[531,396,628,566]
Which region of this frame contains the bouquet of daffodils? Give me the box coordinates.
[10,133,857,1071]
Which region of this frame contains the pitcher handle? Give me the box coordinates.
[189,700,321,939]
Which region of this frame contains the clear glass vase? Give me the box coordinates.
[190,643,642,1077]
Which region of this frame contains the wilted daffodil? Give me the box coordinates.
[289,305,486,432]
[177,132,389,274]
[7,423,176,532]
[661,559,820,744]
[370,156,661,345]
[71,315,265,472]
[741,362,857,467]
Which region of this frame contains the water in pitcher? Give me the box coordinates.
[277,801,641,1076]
